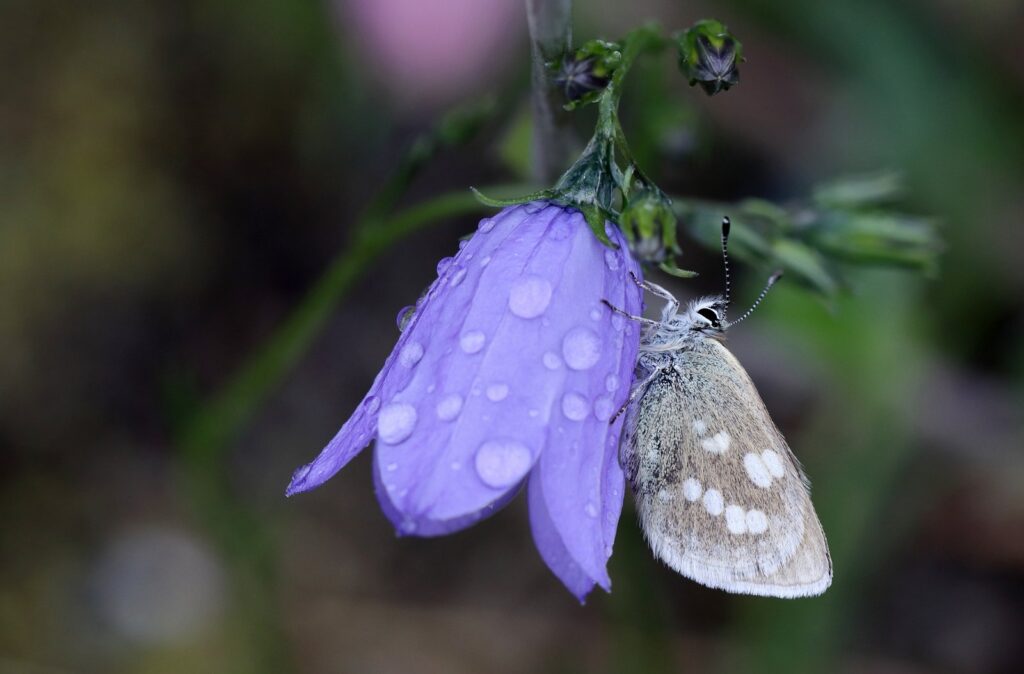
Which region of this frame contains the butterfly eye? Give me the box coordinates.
[697,307,721,327]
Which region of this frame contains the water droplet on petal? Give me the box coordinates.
[459,239,469,250]
[363,395,381,413]
[475,440,532,488]
[436,394,463,421]
[395,306,415,332]
[399,520,417,534]
[386,462,398,472]
[548,218,571,240]
[508,275,553,319]
[590,307,603,321]
[486,383,509,401]
[528,409,539,418]
[436,256,454,276]
[604,249,620,270]
[479,218,495,233]
[460,331,486,354]
[611,314,625,331]
[398,342,424,367]
[594,395,615,421]
[562,327,602,370]
[377,403,417,444]
[542,352,562,370]
[480,256,491,267]
[605,374,620,392]
[450,461,462,471]
[561,392,590,421]
[585,502,599,518]
[291,464,311,483]
[449,266,467,287]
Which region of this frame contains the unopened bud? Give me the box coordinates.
[677,20,743,96]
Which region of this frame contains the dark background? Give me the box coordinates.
[2,1,1022,672]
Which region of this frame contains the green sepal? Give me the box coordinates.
[658,259,699,278]
[470,186,554,207]
[581,203,618,249]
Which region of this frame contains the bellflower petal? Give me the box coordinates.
[288,201,643,599]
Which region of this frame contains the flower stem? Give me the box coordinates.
[526,0,575,182]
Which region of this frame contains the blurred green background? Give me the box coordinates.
[2,1,1022,673]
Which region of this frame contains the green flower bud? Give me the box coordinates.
[677,19,743,96]
[621,192,677,263]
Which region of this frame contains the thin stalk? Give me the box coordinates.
[526,0,574,182]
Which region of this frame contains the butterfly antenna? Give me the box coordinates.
[721,216,732,321]
[727,270,783,328]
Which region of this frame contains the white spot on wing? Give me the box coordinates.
[746,509,768,534]
[743,452,773,488]
[725,505,747,534]
[682,478,702,502]
[761,449,785,478]
[701,431,731,455]
[702,488,724,516]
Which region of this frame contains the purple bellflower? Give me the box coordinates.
[287,201,643,600]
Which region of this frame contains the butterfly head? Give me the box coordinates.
[684,296,729,332]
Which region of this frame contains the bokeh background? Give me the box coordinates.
[2,0,1023,672]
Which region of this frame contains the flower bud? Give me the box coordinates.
[677,20,743,96]
[620,192,676,263]
[554,39,622,104]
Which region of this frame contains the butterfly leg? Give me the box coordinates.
[629,272,680,321]
[601,299,662,329]
[610,363,667,424]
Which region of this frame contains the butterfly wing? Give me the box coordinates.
[622,338,832,597]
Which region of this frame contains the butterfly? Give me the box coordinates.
[605,217,832,597]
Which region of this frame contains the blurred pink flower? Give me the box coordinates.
[340,0,524,107]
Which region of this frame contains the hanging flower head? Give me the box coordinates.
[288,202,643,599]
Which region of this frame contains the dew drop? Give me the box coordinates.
[458,239,469,250]
[398,342,424,367]
[436,256,454,276]
[291,464,311,483]
[611,314,625,331]
[528,409,539,418]
[590,306,603,321]
[475,441,532,488]
[449,266,467,287]
[486,383,509,402]
[561,392,590,421]
[508,275,553,319]
[605,374,620,392]
[399,520,417,534]
[460,330,486,354]
[585,502,599,518]
[480,255,491,267]
[542,352,562,370]
[604,249,620,270]
[593,395,615,421]
[478,218,495,233]
[562,327,602,370]
[548,218,571,240]
[377,403,417,444]
[386,462,398,472]
[395,305,415,332]
[363,395,381,413]
[435,394,463,421]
